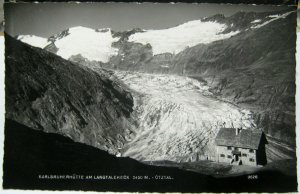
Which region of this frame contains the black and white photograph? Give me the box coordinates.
[2,2,298,192]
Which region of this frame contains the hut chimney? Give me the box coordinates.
[235,128,240,136]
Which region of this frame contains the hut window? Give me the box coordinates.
[227,146,232,150]
[227,155,232,159]
[220,154,225,157]
[249,149,254,153]
[249,158,255,162]
[234,147,239,151]
[242,153,247,157]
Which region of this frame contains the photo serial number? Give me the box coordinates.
[248,175,258,180]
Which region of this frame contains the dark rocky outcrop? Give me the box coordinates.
[5,34,135,155]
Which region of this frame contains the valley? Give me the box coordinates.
[8,8,297,171]
[3,3,298,192]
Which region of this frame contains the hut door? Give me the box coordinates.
[235,155,239,161]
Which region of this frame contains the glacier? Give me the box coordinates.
[113,71,257,162]
[128,20,240,55]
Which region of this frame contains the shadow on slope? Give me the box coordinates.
[3,119,297,193]
[5,34,134,155]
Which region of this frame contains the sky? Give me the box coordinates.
[5,2,293,38]
[0,0,3,21]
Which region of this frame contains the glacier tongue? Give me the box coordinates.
[114,71,256,162]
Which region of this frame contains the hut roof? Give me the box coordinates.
[215,128,262,150]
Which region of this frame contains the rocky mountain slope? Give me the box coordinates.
[5,34,135,155]
[170,10,297,159]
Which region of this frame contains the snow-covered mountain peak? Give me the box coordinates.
[68,26,111,34]
[17,26,120,63]
[17,11,294,64]
[128,20,240,55]
[53,26,119,63]
[17,35,49,48]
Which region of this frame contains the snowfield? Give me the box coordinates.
[18,12,294,61]
[18,35,49,48]
[54,26,120,63]
[251,11,295,29]
[128,20,240,55]
[19,27,120,63]
[113,71,257,162]
[251,19,262,24]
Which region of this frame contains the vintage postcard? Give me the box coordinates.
[2,2,298,192]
